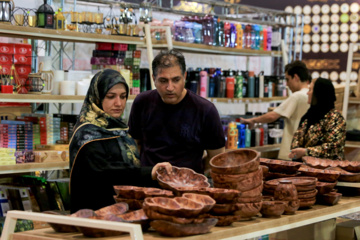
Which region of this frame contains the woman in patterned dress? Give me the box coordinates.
[289,77,346,160]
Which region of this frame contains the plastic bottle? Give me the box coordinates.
[259,25,264,50]
[245,24,252,49]
[263,123,268,145]
[263,26,267,51]
[217,20,224,47]
[208,75,215,97]
[255,75,259,98]
[267,26,272,51]
[224,22,231,47]
[219,71,226,98]
[226,76,235,98]
[212,16,219,46]
[235,24,243,49]
[200,70,208,98]
[238,123,246,148]
[245,124,251,148]
[202,15,214,46]
[235,71,243,98]
[248,71,255,98]
[184,21,195,43]
[255,123,261,146]
[230,23,237,48]
[241,71,248,98]
[250,25,256,49]
[193,22,203,44]
[227,122,238,149]
[254,25,260,50]
[258,123,264,146]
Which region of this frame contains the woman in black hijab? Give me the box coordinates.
[69,69,171,213]
[289,77,346,160]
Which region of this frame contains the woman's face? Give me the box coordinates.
[307,79,316,104]
[102,83,127,118]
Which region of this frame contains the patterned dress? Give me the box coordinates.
[291,109,346,160]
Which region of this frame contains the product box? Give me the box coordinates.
[15,65,31,76]
[95,42,112,51]
[14,43,32,56]
[13,55,32,65]
[0,43,14,54]
[35,144,69,151]
[113,43,128,51]
[336,220,360,240]
[33,150,69,163]
[0,54,13,65]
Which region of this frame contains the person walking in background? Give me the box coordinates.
[240,61,310,160]
[128,49,225,175]
[289,77,346,160]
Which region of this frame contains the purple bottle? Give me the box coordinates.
[267,26,272,51]
[230,23,237,48]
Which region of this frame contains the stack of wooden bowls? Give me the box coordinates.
[209,149,263,220]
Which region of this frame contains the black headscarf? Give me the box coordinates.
[69,69,140,171]
[299,77,336,129]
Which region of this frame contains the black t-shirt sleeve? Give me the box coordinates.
[201,104,226,150]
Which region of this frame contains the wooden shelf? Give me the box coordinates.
[9,196,360,240]
[208,96,286,103]
[142,39,282,57]
[0,162,68,174]
[0,23,144,44]
[0,94,136,103]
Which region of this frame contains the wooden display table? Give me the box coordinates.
[5,196,360,240]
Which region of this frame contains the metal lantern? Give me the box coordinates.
[0,0,13,22]
[26,72,44,93]
[36,0,54,28]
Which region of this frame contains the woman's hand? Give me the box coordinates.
[288,148,307,160]
[151,162,173,180]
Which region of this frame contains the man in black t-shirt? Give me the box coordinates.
[128,49,225,174]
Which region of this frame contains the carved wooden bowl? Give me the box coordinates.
[299,197,316,208]
[143,197,204,218]
[150,218,218,237]
[316,192,342,206]
[113,186,173,199]
[260,158,302,174]
[343,161,360,173]
[44,211,79,233]
[212,167,263,192]
[143,207,206,224]
[156,166,210,191]
[316,181,337,195]
[241,184,263,198]
[264,177,317,193]
[302,156,348,169]
[172,187,241,203]
[327,167,360,182]
[210,203,236,215]
[210,149,260,174]
[204,214,242,226]
[114,197,143,210]
[236,194,263,203]
[284,199,300,215]
[260,201,286,218]
[265,171,301,181]
[298,167,340,183]
[182,193,216,213]
[297,189,318,199]
[79,214,126,238]
[95,202,128,217]
[233,201,262,219]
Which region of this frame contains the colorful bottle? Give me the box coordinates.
[200,71,208,98]
[245,24,252,49]
[224,22,231,47]
[259,25,264,50]
[230,23,237,48]
[250,25,256,49]
[267,26,272,51]
[202,15,214,46]
[235,24,243,49]
[263,26,267,51]
[217,19,224,47]
[235,71,243,98]
[263,123,268,145]
[227,122,238,149]
[258,123,264,146]
[245,124,251,148]
[254,25,260,50]
[208,75,215,97]
[212,16,219,46]
[255,123,261,146]
[248,71,255,98]
[226,76,235,98]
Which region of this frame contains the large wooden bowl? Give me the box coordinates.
[210,149,260,174]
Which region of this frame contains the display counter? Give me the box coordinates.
[5,196,360,240]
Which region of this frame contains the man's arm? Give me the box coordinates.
[240,111,281,129]
[204,147,225,175]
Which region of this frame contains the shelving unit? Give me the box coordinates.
[0,162,68,174]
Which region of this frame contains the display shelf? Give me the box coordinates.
[0,162,68,174]
[7,196,360,240]
[0,93,136,103]
[0,93,285,104]
[143,39,282,57]
[0,23,144,44]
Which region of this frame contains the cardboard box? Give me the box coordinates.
[33,150,69,163]
[336,220,360,240]
[13,55,32,65]
[35,144,69,151]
